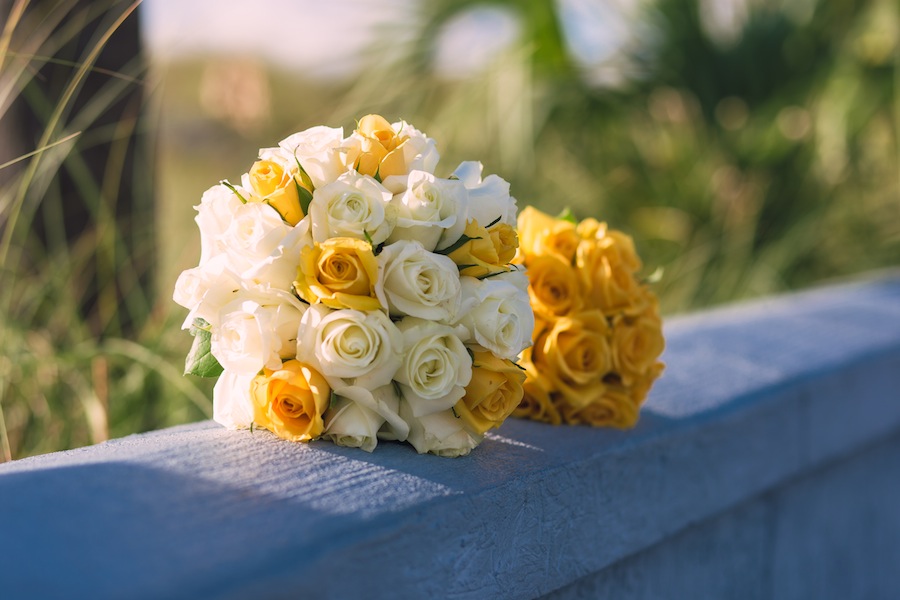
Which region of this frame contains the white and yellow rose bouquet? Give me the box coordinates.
[174,115,533,456]
[513,206,665,429]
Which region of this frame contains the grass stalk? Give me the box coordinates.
[0,0,142,267]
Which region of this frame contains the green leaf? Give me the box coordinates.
[294,178,313,216]
[435,234,481,255]
[192,317,212,332]
[184,319,224,377]
[292,158,315,216]
[363,229,375,248]
[455,264,478,271]
[293,157,315,191]
[220,180,248,204]
[485,214,502,228]
[476,268,511,280]
[557,207,578,225]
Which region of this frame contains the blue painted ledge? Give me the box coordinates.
[2,274,900,599]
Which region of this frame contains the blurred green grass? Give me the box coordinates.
[2,0,898,460]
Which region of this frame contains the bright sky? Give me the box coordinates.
[141,0,637,81]
[141,0,416,78]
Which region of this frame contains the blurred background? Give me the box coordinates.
[0,0,897,460]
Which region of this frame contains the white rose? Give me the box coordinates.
[323,384,408,452]
[296,305,402,389]
[173,255,242,329]
[242,217,312,292]
[195,183,245,265]
[394,317,472,417]
[492,264,529,292]
[452,161,518,227]
[222,201,294,274]
[375,241,461,323]
[309,171,396,244]
[213,370,255,430]
[457,275,534,360]
[270,125,349,189]
[385,170,468,251]
[378,120,441,191]
[211,287,306,376]
[400,401,481,457]
[394,120,440,172]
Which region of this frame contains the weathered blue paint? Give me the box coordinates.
[545,433,900,599]
[2,274,899,599]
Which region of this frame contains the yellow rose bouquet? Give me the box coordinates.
[513,207,665,428]
[174,115,533,456]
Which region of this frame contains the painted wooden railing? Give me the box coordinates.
[2,273,899,599]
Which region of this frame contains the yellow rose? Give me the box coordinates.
[603,229,642,273]
[610,304,666,386]
[526,254,582,318]
[629,361,665,406]
[517,206,580,263]
[489,222,519,265]
[528,315,551,350]
[560,386,639,429]
[512,207,662,430]
[543,229,581,265]
[295,237,381,311]
[513,361,562,425]
[517,206,562,253]
[576,236,643,313]
[531,311,612,410]
[247,159,306,225]
[353,114,410,179]
[578,226,641,272]
[447,219,510,278]
[251,360,330,442]
[554,379,608,414]
[576,218,606,240]
[453,351,526,436]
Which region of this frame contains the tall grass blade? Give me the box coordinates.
[0,130,80,171]
[0,0,142,267]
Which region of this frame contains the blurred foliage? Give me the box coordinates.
[161,0,897,313]
[329,0,898,311]
[1,0,897,459]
